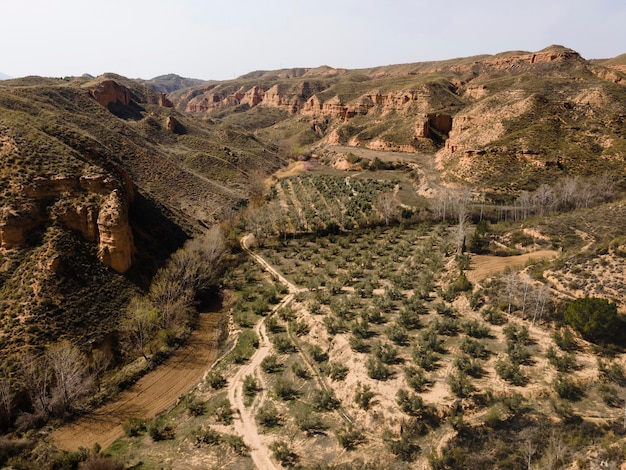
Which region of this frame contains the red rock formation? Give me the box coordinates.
[0,170,135,273]
[89,80,131,109]
[97,190,134,273]
[158,93,174,107]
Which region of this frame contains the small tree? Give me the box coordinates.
[120,296,160,359]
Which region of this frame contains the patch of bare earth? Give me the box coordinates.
[51,312,226,451]
[467,249,559,284]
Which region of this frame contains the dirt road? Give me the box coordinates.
[51,312,225,451]
[467,249,559,284]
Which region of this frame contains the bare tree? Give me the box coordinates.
[247,169,268,201]
[47,340,92,413]
[19,352,52,416]
[90,349,110,393]
[0,368,12,424]
[376,192,400,226]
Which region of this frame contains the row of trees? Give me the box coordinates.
[120,225,227,359]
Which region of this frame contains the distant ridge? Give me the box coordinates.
[0,72,12,80]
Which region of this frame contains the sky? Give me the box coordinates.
[1,0,625,80]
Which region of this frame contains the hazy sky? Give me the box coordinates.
[2,0,624,80]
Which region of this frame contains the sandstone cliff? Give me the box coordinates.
[0,169,135,273]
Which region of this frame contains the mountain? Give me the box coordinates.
[0,72,11,80]
[141,73,207,94]
[170,45,626,195]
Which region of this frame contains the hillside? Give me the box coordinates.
[0,74,283,358]
[171,46,626,195]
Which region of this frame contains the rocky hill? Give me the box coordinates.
[0,74,282,355]
[171,46,626,194]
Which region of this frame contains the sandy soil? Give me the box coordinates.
[51,312,225,451]
[466,249,559,284]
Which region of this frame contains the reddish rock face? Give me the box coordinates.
[89,80,131,109]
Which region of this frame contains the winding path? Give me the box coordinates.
[228,234,304,470]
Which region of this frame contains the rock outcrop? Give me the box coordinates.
[0,170,135,273]
[97,190,134,273]
[89,80,132,109]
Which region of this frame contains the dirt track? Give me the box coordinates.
[467,249,559,284]
[51,312,225,451]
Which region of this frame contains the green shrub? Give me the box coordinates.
[327,362,349,381]
[269,441,298,468]
[148,418,175,441]
[564,297,623,344]
[495,358,527,386]
[123,417,146,437]
[447,370,475,398]
[404,366,429,392]
[261,354,283,373]
[335,424,364,450]
[206,370,227,389]
[552,327,577,351]
[256,402,282,428]
[310,389,340,411]
[274,377,298,401]
[354,382,375,410]
[396,389,424,416]
[365,357,392,381]
[545,346,577,372]
[552,373,584,401]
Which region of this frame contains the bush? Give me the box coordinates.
[495,358,527,386]
[481,306,507,325]
[148,418,175,441]
[545,346,577,372]
[261,354,283,373]
[462,319,491,338]
[335,424,364,450]
[242,375,259,400]
[269,441,299,468]
[373,342,399,364]
[564,297,623,344]
[453,354,483,378]
[206,370,227,389]
[274,377,298,401]
[552,328,577,351]
[404,366,429,392]
[192,426,222,446]
[354,382,375,409]
[460,337,488,359]
[295,409,328,435]
[553,373,584,401]
[310,389,340,411]
[385,323,409,345]
[447,370,475,398]
[214,399,234,424]
[123,417,146,437]
[272,333,295,353]
[327,362,349,381]
[256,402,282,428]
[365,357,392,381]
[308,344,328,363]
[396,389,424,416]
[598,383,621,407]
